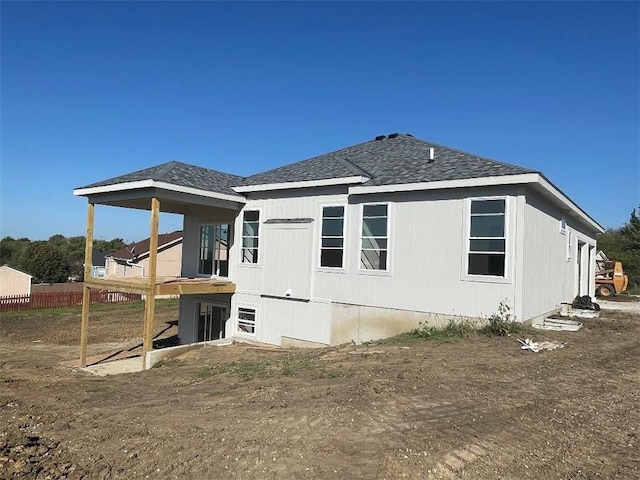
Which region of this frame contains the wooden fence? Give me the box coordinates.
[0,290,142,313]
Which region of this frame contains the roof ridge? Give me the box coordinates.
[339,157,375,179]
[153,161,182,181]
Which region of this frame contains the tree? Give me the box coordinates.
[0,236,31,268]
[597,207,640,289]
[21,242,71,283]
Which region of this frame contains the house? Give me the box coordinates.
[105,231,183,279]
[73,133,603,364]
[0,265,33,296]
[90,249,116,278]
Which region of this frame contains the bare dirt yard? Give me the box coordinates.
[1,300,639,479]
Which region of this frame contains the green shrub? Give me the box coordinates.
[410,319,475,340]
[479,301,530,336]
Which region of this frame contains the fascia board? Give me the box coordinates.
[232,175,370,193]
[73,180,246,204]
[535,175,604,233]
[348,173,540,195]
[348,173,603,234]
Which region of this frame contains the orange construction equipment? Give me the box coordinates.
[595,254,629,297]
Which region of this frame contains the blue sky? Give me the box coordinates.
[1,1,638,242]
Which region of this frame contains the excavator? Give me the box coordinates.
[595,251,629,297]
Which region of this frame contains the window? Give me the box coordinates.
[320,206,345,268]
[237,307,256,334]
[360,204,388,270]
[241,210,260,263]
[199,224,229,276]
[567,231,572,261]
[468,199,506,277]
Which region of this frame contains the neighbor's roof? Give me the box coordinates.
[0,264,33,278]
[92,249,117,266]
[240,133,537,186]
[79,161,244,198]
[109,231,183,261]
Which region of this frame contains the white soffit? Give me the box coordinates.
[232,175,370,193]
[73,180,246,204]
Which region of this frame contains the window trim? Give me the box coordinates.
[318,204,347,271]
[239,208,262,266]
[463,196,510,282]
[357,202,391,274]
[236,305,257,336]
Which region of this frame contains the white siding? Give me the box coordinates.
[228,186,522,346]
[519,191,597,321]
[175,183,599,347]
[315,188,519,321]
[0,266,32,296]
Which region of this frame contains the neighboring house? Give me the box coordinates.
[91,249,116,278]
[105,231,184,279]
[0,265,32,296]
[74,133,603,348]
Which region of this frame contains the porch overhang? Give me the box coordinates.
[73,180,246,214]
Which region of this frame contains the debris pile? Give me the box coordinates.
[518,338,567,353]
[572,295,600,311]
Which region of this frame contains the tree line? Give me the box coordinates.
[0,235,127,284]
[597,207,640,291]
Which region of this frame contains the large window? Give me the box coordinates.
[199,224,229,276]
[360,204,388,270]
[237,307,256,334]
[320,206,345,268]
[468,199,506,276]
[241,210,260,264]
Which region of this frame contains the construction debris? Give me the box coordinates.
[518,338,567,353]
[533,318,583,331]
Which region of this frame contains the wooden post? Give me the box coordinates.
[142,197,160,369]
[79,202,95,367]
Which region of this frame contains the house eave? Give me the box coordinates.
[348,173,603,234]
[232,175,370,193]
[73,180,246,204]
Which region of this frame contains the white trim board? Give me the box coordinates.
[74,180,246,204]
[232,175,369,193]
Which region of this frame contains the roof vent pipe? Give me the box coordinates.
[428,148,435,162]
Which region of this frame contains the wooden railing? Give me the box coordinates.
[0,290,142,313]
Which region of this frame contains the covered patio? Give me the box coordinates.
[74,161,246,369]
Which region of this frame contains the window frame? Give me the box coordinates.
[318,204,347,271]
[464,196,509,281]
[358,202,390,274]
[236,306,257,336]
[239,209,261,266]
[197,223,230,277]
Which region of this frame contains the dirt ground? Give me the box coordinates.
[1,300,639,479]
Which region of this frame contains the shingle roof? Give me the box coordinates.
[79,161,244,197]
[109,231,183,260]
[77,134,537,195]
[240,134,537,187]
